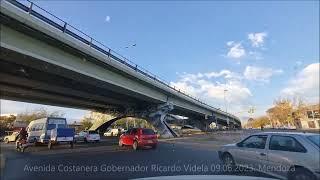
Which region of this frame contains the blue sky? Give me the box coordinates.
[1,1,319,122]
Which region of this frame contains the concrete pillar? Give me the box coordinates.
[147,102,178,138]
[93,103,179,138]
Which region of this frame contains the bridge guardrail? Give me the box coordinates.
[4,0,239,121]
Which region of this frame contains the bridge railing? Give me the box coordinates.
[5,0,237,119]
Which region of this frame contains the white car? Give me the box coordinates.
[3,131,19,143]
[218,132,320,180]
[78,130,100,142]
[104,128,124,136]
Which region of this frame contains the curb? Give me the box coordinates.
[30,145,126,156]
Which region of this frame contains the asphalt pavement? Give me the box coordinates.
[1,136,273,180]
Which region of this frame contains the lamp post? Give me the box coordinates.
[224,89,229,129]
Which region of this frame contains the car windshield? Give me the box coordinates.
[57,124,66,128]
[47,124,56,130]
[0,0,319,179]
[142,129,155,135]
[307,135,320,148]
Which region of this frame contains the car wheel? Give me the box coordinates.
[290,168,316,180]
[33,139,38,146]
[119,140,123,147]
[4,138,9,144]
[48,141,52,150]
[222,153,235,172]
[132,141,138,150]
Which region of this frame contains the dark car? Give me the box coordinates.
[119,128,158,150]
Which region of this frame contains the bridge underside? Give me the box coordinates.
[0,47,154,113]
[0,2,241,137]
[0,48,214,119]
[0,47,239,134]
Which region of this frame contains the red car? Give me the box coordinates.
[119,128,158,150]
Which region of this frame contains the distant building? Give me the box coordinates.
[294,104,320,129]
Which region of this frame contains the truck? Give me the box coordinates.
[48,128,75,149]
[26,117,67,144]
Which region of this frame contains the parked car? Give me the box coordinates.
[119,128,158,150]
[76,130,100,143]
[74,131,86,143]
[104,128,124,137]
[26,117,67,144]
[218,132,320,180]
[284,125,297,130]
[3,131,19,143]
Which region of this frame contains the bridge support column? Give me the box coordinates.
[145,102,178,138]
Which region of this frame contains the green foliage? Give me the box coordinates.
[81,111,155,131]
[0,114,17,135]
[251,116,270,128]
[106,117,154,130]
[79,117,93,131]
[0,108,64,135]
[267,98,293,126]
[0,114,16,126]
[86,112,115,130]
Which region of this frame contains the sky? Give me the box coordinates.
[1,0,319,122]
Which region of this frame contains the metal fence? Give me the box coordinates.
[5,0,234,118]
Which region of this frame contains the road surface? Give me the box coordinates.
[1,136,272,180]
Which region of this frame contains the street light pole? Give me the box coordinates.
[224,89,229,129]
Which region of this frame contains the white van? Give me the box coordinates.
[27,117,67,144]
[104,128,125,136]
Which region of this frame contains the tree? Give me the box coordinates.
[267,98,293,127]
[0,114,17,135]
[17,107,65,124]
[112,117,154,129]
[84,111,115,130]
[112,118,127,128]
[79,117,93,131]
[0,114,16,127]
[291,97,307,120]
[251,116,270,128]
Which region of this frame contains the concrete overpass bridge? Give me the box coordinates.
[0,0,241,137]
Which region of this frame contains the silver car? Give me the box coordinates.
[218,132,320,180]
